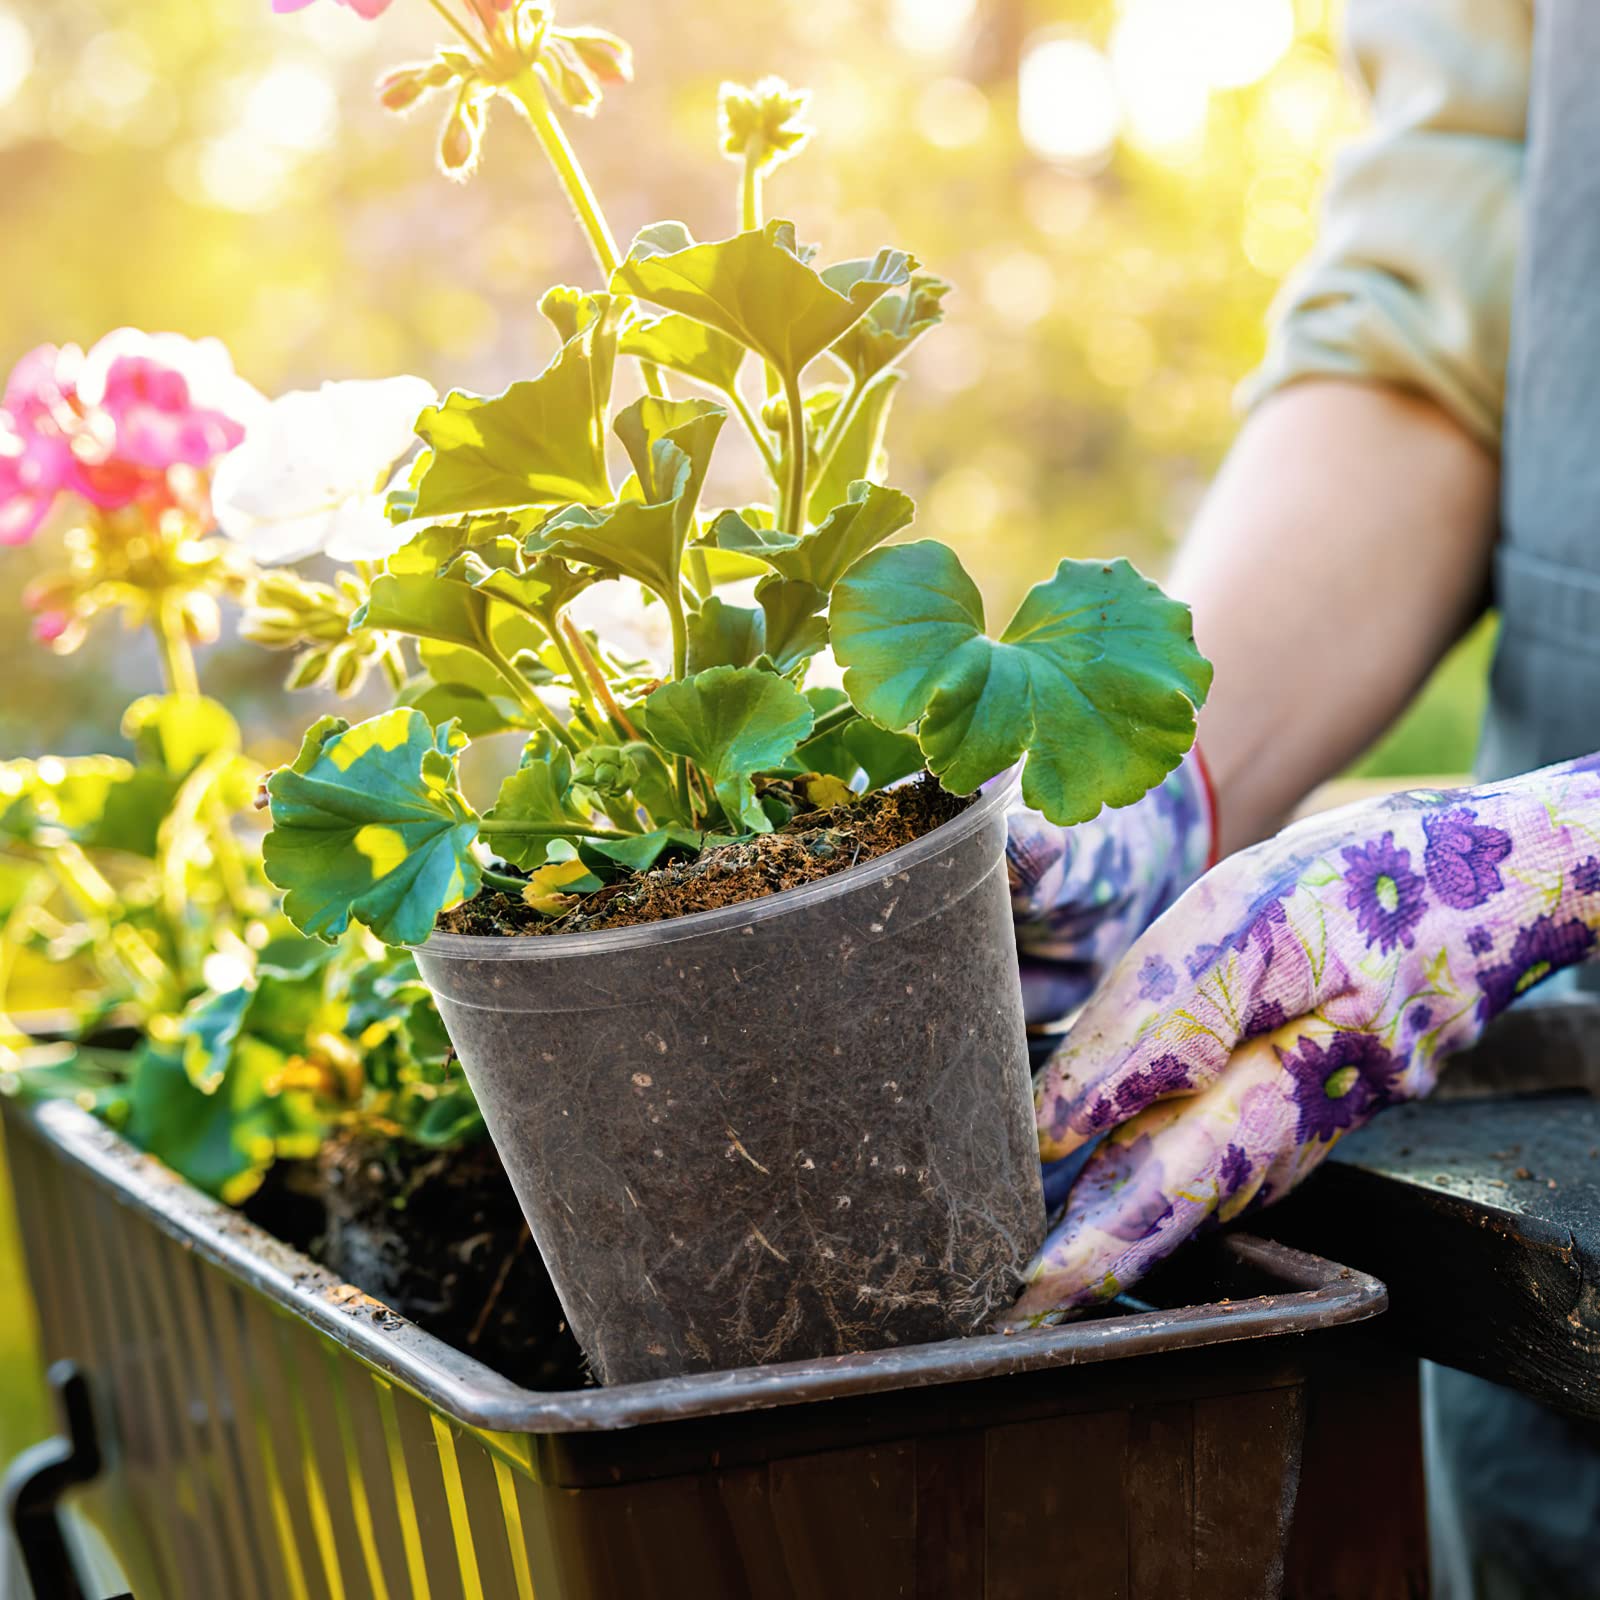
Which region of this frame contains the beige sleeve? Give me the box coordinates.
[1241,0,1531,450]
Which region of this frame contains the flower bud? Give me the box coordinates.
[377,59,453,114]
[438,86,488,181]
[719,77,812,175]
[285,644,333,692]
[574,743,639,798]
[329,641,364,696]
[556,26,632,87]
[537,37,600,117]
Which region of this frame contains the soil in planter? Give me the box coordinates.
[438,773,972,938]
[315,1128,589,1389]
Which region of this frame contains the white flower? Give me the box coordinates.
[211,375,436,566]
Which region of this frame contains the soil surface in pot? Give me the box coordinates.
[438,773,971,937]
[314,1128,589,1389]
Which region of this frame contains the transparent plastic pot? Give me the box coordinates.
[414,768,1046,1385]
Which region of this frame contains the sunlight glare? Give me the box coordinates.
[0,8,34,110]
[1017,37,1119,168]
[1201,0,1295,89]
[244,62,340,153]
[890,0,977,56]
[1110,0,1209,154]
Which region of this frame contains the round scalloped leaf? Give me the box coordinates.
[831,543,1212,825]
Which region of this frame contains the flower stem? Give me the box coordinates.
[423,0,493,65]
[741,154,761,232]
[503,68,667,398]
[780,369,809,536]
[152,593,200,698]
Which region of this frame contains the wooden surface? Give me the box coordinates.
[1266,997,1600,1422]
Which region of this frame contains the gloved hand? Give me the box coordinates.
[1007,753,1600,1325]
[1009,748,1215,1061]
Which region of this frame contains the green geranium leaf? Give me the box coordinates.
[580,825,705,873]
[264,710,482,945]
[409,303,616,517]
[122,695,241,776]
[614,396,726,536]
[411,1088,485,1148]
[398,678,530,739]
[755,575,830,673]
[613,220,914,389]
[124,1042,324,1202]
[768,481,914,591]
[482,747,590,868]
[619,313,746,394]
[537,396,725,601]
[832,544,1211,824]
[829,273,951,386]
[808,371,901,524]
[687,596,767,671]
[356,570,491,652]
[642,666,814,831]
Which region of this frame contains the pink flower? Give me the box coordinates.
[272,0,397,17]
[0,329,263,541]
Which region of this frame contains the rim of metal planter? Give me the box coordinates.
[15,1098,1388,1433]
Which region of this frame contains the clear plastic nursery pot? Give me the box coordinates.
[413,767,1047,1385]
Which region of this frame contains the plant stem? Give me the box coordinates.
[482,868,530,895]
[806,698,861,742]
[780,369,809,535]
[482,636,579,754]
[152,593,199,698]
[478,819,631,841]
[503,68,666,399]
[664,593,698,821]
[562,618,640,739]
[727,384,781,481]
[546,616,598,715]
[741,153,761,232]
[424,0,493,65]
[809,373,868,501]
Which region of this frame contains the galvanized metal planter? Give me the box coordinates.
[4,1096,1396,1600]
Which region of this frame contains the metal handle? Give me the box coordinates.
[3,1361,113,1600]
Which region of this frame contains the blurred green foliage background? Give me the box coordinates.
[0,0,1490,1453]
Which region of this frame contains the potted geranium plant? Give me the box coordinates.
[237,0,1214,1383]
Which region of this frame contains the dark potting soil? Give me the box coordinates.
[313,1127,589,1389]
[437,772,972,938]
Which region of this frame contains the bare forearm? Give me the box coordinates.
[1172,379,1499,855]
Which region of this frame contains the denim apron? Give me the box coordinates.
[1432,4,1600,1594]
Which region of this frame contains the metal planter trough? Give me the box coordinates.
[3,1096,1411,1600]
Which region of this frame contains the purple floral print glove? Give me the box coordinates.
[1006,753,1600,1325]
[1008,748,1217,1057]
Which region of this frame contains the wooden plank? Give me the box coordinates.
[913,1430,985,1600]
[1268,1091,1600,1421]
[1192,1386,1303,1598]
[986,1410,1130,1600]
[1126,1403,1194,1600]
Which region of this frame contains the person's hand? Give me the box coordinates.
[1009,749,1215,1059]
[1006,753,1600,1324]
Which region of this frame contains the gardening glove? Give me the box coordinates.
[1005,752,1600,1324]
[1008,747,1217,1058]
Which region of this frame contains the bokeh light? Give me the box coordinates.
[1017,37,1120,168]
[0,8,32,111]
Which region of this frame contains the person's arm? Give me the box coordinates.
[1174,377,1500,855]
